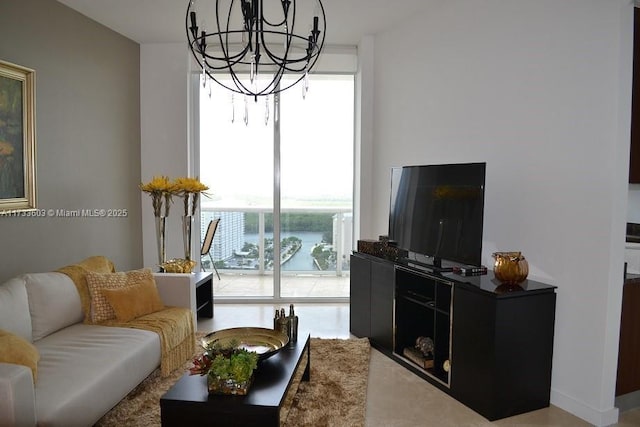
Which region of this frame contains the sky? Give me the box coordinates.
[199,74,354,209]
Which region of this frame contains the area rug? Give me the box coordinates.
[95,335,370,427]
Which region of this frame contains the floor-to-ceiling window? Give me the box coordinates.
[199,73,354,301]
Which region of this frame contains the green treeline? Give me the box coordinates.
[244,213,333,233]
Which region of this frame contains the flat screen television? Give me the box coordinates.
[389,162,486,270]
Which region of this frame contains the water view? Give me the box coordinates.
[222,231,336,271]
[201,210,352,273]
[244,232,326,271]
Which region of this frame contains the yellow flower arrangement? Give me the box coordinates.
[174,177,209,217]
[140,176,177,217]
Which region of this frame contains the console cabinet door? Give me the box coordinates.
[450,286,496,417]
[370,258,394,352]
[350,254,371,338]
[451,285,556,421]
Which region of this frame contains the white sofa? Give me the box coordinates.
[0,268,193,427]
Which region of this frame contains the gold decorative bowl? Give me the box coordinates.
[492,251,529,285]
[202,327,289,361]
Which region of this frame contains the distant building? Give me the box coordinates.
[201,211,245,262]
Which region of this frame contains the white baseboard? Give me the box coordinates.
[551,389,619,427]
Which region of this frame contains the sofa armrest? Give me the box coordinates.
[154,273,197,326]
[154,274,195,309]
[0,363,36,427]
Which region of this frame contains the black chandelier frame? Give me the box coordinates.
[186,0,326,100]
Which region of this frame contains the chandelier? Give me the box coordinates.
[186,0,326,101]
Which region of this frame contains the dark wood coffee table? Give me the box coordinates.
[160,333,310,426]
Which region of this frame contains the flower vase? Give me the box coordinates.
[155,216,167,271]
[182,215,193,262]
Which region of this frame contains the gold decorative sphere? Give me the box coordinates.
[492,251,529,285]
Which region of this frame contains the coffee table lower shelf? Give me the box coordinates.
[160,333,310,427]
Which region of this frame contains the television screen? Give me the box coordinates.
[389,162,486,268]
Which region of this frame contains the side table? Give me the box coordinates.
[154,272,214,325]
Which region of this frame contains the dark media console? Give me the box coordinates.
[401,256,455,273]
[350,251,557,421]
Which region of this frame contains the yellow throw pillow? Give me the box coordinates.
[86,269,164,323]
[0,329,39,383]
[102,275,165,322]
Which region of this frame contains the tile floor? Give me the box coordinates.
[212,272,350,298]
[197,303,640,427]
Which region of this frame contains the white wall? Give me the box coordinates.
[360,1,632,425]
[354,36,375,244]
[140,44,192,269]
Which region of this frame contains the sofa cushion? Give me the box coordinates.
[24,273,83,341]
[33,323,160,427]
[0,329,39,382]
[56,256,116,323]
[86,269,156,323]
[101,274,164,322]
[0,277,32,342]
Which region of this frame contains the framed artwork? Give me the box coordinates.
[0,60,36,212]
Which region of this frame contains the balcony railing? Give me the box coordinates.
[200,206,352,276]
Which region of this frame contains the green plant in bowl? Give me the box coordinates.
[189,339,259,395]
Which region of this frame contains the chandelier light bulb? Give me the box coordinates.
[230,93,235,123]
[243,95,249,126]
[283,24,288,50]
[201,52,207,88]
[302,68,309,99]
[249,56,256,85]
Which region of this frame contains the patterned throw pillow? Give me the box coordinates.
[85,269,156,323]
